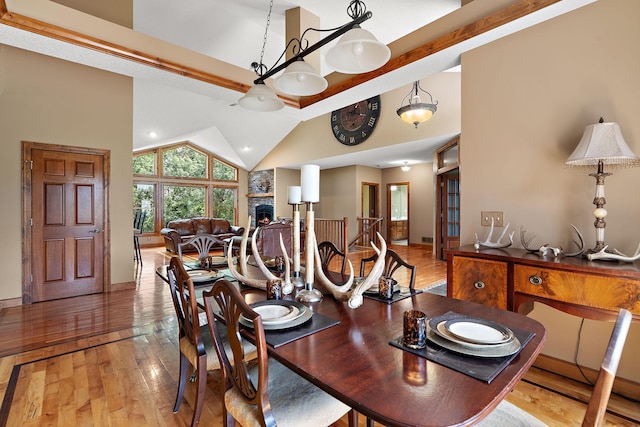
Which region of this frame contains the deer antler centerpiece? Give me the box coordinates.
[474,219,514,250]
[226,217,387,308]
[520,224,585,258]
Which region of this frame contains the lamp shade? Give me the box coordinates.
[300,164,320,203]
[238,82,284,111]
[565,120,640,167]
[325,27,390,74]
[287,186,302,204]
[275,59,328,96]
[397,103,437,127]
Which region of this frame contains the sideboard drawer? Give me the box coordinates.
[452,256,507,309]
[514,265,640,315]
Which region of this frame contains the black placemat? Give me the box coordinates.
[389,312,535,383]
[247,313,340,348]
[364,288,423,304]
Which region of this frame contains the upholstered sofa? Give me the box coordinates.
[160,217,244,254]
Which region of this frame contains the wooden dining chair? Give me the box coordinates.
[203,279,356,427]
[133,209,146,264]
[178,234,219,261]
[318,240,348,274]
[167,256,256,427]
[478,308,632,427]
[359,249,416,291]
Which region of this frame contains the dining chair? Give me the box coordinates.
[359,249,416,291]
[202,279,356,427]
[133,209,146,264]
[478,308,632,427]
[178,234,220,261]
[317,240,348,275]
[167,256,257,427]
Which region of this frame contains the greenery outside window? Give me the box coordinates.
[133,183,155,232]
[133,142,239,233]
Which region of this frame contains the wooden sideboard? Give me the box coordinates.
[445,245,640,320]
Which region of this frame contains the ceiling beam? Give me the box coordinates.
[1,0,565,110]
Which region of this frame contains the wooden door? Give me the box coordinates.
[25,144,106,302]
[435,136,460,260]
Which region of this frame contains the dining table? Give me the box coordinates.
[156,262,547,426]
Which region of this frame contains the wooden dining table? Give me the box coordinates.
[156,265,546,426]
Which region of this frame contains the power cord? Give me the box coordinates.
[574,318,595,386]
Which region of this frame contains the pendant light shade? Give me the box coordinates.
[397,81,438,128]
[275,59,328,96]
[238,82,284,112]
[325,26,391,74]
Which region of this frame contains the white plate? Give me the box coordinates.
[427,327,521,358]
[444,318,514,344]
[253,305,301,325]
[240,300,311,331]
[187,269,222,283]
[435,322,513,350]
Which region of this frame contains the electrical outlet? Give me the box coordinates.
[481,211,504,227]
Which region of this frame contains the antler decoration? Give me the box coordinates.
[474,219,514,250]
[587,243,640,262]
[520,224,584,258]
[313,230,387,309]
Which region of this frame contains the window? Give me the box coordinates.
[212,187,236,222]
[133,151,156,175]
[163,145,207,178]
[133,142,239,232]
[133,183,155,232]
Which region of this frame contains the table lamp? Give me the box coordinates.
[565,118,640,254]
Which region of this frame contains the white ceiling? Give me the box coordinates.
[131,0,461,170]
[0,0,597,170]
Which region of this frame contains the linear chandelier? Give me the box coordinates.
[239,0,391,112]
[396,81,438,128]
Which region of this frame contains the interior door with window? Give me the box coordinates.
[26,144,106,303]
[435,136,460,260]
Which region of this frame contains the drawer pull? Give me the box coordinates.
[529,275,543,286]
[473,281,485,289]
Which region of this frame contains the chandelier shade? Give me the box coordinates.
[238,82,284,112]
[325,27,391,74]
[238,0,389,109]
[397,81,438,128]
[275,59,328,96]
[401,161,411,172]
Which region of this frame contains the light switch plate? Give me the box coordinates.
[481,211,504,227]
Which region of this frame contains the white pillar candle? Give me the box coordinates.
[301,164,320,203]
[287,186,301,204]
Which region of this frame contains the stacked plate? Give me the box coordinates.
[187,269,223,283]
[427,314,521,357]
[240,300,313,330]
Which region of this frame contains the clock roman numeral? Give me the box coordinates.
[368,117,377,127]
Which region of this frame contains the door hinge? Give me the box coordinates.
[24,160,33,170]
[30,218,33,226]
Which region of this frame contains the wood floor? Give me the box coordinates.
[0,244,637,426]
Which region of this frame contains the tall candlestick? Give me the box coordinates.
[296,202,322,302]
[291,203,304,288]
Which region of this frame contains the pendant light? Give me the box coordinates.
[397,81,438,128]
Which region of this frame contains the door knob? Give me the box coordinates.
[89,229,101,234]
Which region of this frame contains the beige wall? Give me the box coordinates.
[461,0,640,381]
[0,45,134,300]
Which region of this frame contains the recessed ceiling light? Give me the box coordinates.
[242,146,251,151]
[148,131,158,138]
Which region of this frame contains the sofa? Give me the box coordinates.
[160,217,244,254]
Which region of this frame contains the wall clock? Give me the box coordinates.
[330,95,381,146]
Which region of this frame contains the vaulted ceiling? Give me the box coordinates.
[0,0,596,169]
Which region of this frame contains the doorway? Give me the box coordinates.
[22,142,110,303]
[435,136,460,260]
[387,182,410,246]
